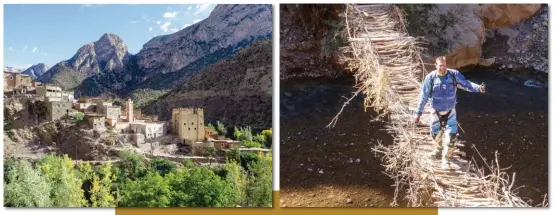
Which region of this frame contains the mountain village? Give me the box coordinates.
[4,69,270,164]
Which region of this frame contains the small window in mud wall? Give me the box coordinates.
[194,128,196,130]
[191,122,194,125]
[9,76,13,80]
[188,128,191,130]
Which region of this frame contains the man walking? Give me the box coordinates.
[415,56,486,169]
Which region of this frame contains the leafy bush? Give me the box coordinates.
[243,140,262,148]
[119,172,171,207]
[116,151,146,181]
[225,147,241,163]
[233,127,243,140]
[216,121,227,136]
[73,112,85,121]
[253,134,266,146]
[247,154,272,207]
[38,154,87,207]
[234,126,253,142]
[261,129,272,148]
[207,123,217,134]
[240,152,260,171]
[149,158,177,176]
[4,159,52,207]
[166,166,236,207]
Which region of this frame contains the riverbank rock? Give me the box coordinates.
[481,4,547,73]
[481,4,541,29]
[399,4,485,68]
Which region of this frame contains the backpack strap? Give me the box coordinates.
[428,70,459,98]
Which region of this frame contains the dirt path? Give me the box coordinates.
[280,77,398,207]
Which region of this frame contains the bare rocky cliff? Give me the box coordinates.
[142,39,272,129]
[22,63,49,81]
[136,4,272,79]
[39,33,130,89]
[74,4,272,98]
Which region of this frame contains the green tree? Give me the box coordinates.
[261,129,272,148]
[76,161,94,206]
[247,154,272,207]
[233,126,243,140]
[207,123,217,134]
[4,159,52,207]
[224,161,248,206]
[241,126,253,141]
[216,121,227,136]
[90,162,117,207]
[204,146,217,165]
[225,147,241,163]
[254,134,266,145]
[240,152,260,171]
[167,166,236,207]
[119,171,171,207]
[38,154,87,207]
[116,150,146,182]
[149,158,177,176]
[243,140,262,148]
[73,112,85,121]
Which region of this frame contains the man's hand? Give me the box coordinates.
[415,115,421,124]
[479,82,486,93]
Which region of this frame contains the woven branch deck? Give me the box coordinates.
[341,4,531,207]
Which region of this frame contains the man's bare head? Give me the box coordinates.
[436,56,447,75]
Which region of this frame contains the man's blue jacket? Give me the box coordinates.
[415,69,482,116]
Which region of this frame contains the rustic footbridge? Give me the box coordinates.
[336,4,533,207]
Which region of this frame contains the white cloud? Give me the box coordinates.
[156,20,162,25]
[149,27,153,31]
[183,24,191,29]
[192,19,201,24]
[163,11,178,18]
[170,28,178,32]
[187,6,192,10]
[40,52,48,56]
[195,4,211,14]
[9,47,13,51]
[160,22,171,32]
[130,20,139,24]
[32,47,37,53]
[23,46,28,52]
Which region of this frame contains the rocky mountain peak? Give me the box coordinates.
[67,33,130,75]
[136,4,272,75]
[22,63,49,80]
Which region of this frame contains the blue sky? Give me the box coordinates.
[4,4,216,69]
